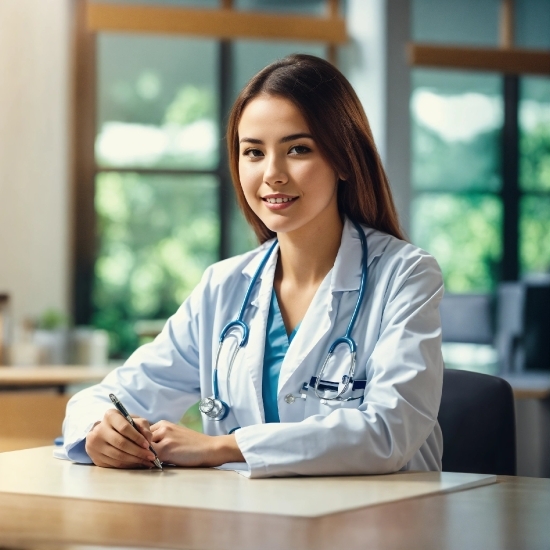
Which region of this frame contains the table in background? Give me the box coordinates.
[0,366,112,452]
[503,372,550,478]
[0,474,547,550]
[0,365,113,393]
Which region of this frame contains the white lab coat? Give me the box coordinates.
[59,218,444,478]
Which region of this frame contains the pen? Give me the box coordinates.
[108,393,163,470]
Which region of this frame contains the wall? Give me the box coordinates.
[0,0,71,327]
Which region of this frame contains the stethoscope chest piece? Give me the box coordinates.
[199,396,229,421]
[200,221,369,429]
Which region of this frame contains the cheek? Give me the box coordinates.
[238,162,260,203]
[296,162,338,196]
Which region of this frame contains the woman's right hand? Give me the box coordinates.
[85,408,157,469]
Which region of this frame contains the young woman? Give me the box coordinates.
[60,54,444,478]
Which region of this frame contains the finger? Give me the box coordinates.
[150,422,169,443]
[94,447,154,469]
[133,418,153,444]
[103,436,156,465]
[104,441,156,467]
[102,427,156,462]
[108,412,150,449]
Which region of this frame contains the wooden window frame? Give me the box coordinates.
[407,0,550,284]
[71,0,346,324]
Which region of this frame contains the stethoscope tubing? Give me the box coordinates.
[204,221,368,422]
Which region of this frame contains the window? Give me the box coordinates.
[410,0,550,293]
[74,0,341,357]
[411,70,503,292]
[519,79,550,276]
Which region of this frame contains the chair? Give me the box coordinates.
[438,369,516,475]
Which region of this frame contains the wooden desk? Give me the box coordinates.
[0,366,112,453]
[0,471,547,550]
[0,365,113,392]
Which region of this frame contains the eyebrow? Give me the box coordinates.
[239,133,314,145]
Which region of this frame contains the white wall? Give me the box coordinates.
[0,0,71,326]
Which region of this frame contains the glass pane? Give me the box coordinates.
[235,0,327,15]
[516,0,550,49]
[97,34,219,170]
[412,0,500,46]
[521,195,550,276]
[93,172,220,358]
[520,77,550,192]
[91,0,219,6]
[411,70,503,192]
[231,40,326,102]
[412,194,502,292]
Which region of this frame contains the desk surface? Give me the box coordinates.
[503,372,550,399]
[0,475,547,550]
[0,449,548,550]
[0,447,495,518]
[0,366,112,388]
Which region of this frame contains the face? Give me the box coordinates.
[238,95,340,237]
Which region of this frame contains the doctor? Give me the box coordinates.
[60,54,444,478]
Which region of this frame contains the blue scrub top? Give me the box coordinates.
[262,290,299,423]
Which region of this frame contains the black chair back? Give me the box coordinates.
[438,369,516,475]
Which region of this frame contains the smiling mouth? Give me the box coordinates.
[262,197,298,204]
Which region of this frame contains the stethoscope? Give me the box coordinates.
[199,220,369,426]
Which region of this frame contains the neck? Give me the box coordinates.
[275,212,344,288]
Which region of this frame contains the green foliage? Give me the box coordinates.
[520,123,550,191]
[38,309,68,330]
[163,86,214,126]
[92,172,219,358]
[412,124,501,192]
[179,402,203,433]
[514,117,550,276]
[412,194,502,292]
[413,113,550,289]
[521,196,550,275]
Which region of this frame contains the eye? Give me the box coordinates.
[288,145,311,155]
[243,148,264,158]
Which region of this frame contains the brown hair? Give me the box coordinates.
[226,54,405,243]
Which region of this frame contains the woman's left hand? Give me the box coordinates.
[150,421,245,467]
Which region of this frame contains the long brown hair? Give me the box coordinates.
[226,54,405,243]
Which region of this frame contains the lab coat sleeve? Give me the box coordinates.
[234,253,444,478]
[59,272,207,463]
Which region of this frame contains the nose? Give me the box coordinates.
[263,153,288,186]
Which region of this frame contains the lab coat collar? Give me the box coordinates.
[330,218,387,292]
[241,238,279,281]
[241,218,387,292]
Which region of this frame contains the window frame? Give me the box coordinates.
[71,0,345,325]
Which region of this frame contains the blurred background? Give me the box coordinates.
[0,0,549,475]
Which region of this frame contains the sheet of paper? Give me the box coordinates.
[0,447,496,518]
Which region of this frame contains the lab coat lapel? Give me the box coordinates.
[230,241,279,425]
[278,219,386,393]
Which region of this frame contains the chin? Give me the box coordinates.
[262,217,307,237]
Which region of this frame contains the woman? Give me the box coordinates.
[60,54,444,478]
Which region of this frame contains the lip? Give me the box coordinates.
[261,194,299,211]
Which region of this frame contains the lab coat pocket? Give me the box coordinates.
[303,389,364,419]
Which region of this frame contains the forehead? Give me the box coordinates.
[238,95,310,135]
